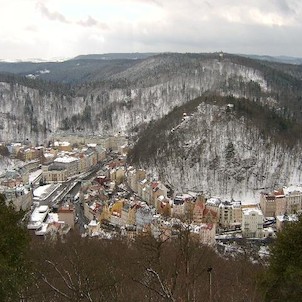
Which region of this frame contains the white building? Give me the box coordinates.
[242,207,264,238]
[87,219,100,237]
[33,183,61,205]
[27,205,49,230]
[199,223,216,246]
[54,156,79,176]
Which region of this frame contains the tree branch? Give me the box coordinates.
[146,268,175,301]
[45,260,74,291]
[40,273,71,300]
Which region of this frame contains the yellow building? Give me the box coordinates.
[111,200,123,216]
[121,203,136,225]
[116,167,125,185]
[53,141,72,152]
[100,203,111,222]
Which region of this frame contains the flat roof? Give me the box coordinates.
[54,156,79,163]
[33,183,61,200]
[242,207,263,216]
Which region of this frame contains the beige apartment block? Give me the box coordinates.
[54,156,79,176]
[42,164,68,183]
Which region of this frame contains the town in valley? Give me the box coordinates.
[1,133,300,259]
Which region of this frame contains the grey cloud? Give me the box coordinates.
[77,16,98,27]
[77,16,108,29]
[101,12,302,57]
[36,3,70,23]
[273,0,296,14]
[3,0,302,60]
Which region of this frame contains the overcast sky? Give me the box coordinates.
[1,0,302,60]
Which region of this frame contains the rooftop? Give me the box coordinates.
[54,156,79,164]
[283,185,302,196]
[206,197,221,206]
[33,183,61,200]
[276,214,298,222]
[54,141,70,147]
[242,207,263,216]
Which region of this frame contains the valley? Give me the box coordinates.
[1,52,302,201]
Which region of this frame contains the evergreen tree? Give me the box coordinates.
[261,215,302,301]
[0,194,30,301]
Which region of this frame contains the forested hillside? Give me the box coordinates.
[1,53,302,197]
[129,94,302,199]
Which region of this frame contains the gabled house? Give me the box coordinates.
[152,181,168,207]
[193,196,218,225]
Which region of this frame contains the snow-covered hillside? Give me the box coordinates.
[0,156,23,176]
[0,54,283,144]
[1,53,301,199]
[129,97,302,201]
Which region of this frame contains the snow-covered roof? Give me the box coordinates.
[54,156,78,163]
[276,214,298,222]
[33,184,52,197]
[283,186,302,195]
[28,205,49,229]
[33,183,60,200]
[11,143,22,147]
[232,201,242,207]
[44,153,55,158]
[141,178,148,184]
[54,141,70,147]
[46,213,59,223]
[88,219,99,227]
[158,195,165,201]
[206,197,221,206]
[242,207,263,216]
[175,193,194,200]
[15,186,29,195]
[29,169,42,183]
[263,227,275,233]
